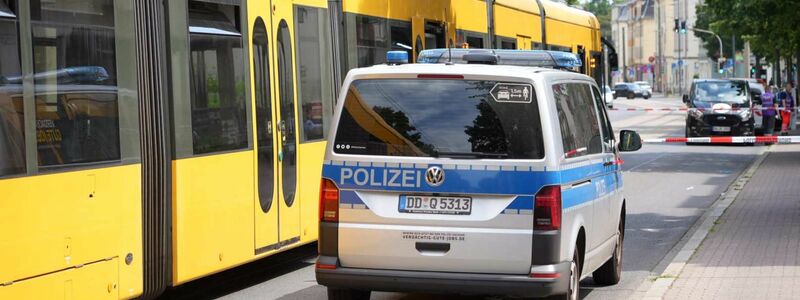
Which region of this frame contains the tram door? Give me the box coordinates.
[252,0,301,252]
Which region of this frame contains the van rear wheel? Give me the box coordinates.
[542,251,580,300]
[327,287,370,300]
[593,220,623,285]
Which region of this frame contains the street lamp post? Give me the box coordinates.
[691,27,724,77]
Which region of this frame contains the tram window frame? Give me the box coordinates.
[30,0,123,169]
[187,1,249,155]
[424,21,445,50]
[352,15,388,67]
[294,4,334,143]
[0,0,24,177]
[389,20,412,58]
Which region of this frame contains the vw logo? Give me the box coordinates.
[425,166,445,187]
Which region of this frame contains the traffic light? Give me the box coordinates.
[750,65,756,77]
[674,18,680,32]
[590,56,597,69]
[680,21,687,34]
[718,59,726,74]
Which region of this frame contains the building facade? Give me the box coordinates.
[612,0,711,95]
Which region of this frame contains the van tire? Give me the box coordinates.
[543,251,580,300]
[593,220,624,285]
[327,288,370,300]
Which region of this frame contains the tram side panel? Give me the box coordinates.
[0,0,144,298]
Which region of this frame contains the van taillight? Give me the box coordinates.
[320,179,340,222]
[534,186,562,230]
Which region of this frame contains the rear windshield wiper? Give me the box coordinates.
[433,151,509,159]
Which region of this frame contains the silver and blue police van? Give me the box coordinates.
[316,50,643,300]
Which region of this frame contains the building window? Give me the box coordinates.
[0,0,24,176]
[32,0,121,167]
[188,1,248,154]
[295,5,334,142]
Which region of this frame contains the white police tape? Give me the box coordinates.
[609,107,799,112]
[644,136,800,144]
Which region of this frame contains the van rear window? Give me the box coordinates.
[333,79,544,159]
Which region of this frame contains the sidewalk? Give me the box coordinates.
[663,143,800,299]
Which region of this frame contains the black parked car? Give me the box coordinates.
[684,79,755,143]
[613,83,647,99]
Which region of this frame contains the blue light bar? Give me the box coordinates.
[417,49,583,70]
[386,51,409,65]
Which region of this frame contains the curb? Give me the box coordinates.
[637,145,772,300]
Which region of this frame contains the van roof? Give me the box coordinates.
[349,63,593,82]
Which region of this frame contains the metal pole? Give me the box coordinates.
[676,27,683,95]
[691,27,723,66]
[732,35,736,76]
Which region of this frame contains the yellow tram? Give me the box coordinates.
[0,0,608,299]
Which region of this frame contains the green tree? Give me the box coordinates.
[695,0,800,61]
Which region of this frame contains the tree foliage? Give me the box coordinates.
[694,0,800,61]
[581,0,628,39]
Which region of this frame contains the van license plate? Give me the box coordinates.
[399,195,472,215]
[712,126,731,132]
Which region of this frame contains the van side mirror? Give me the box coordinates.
[618,130,642,152]
[682,94,689,104]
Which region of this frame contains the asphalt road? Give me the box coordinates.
[159,95,766,300]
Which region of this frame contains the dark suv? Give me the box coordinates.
[613,83,647,99]
[684,79,755,140]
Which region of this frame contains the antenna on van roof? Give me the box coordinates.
[444,12,454,65]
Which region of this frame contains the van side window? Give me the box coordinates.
[553,83,603,158]
[591,86,615,152]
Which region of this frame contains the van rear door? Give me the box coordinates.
[325,77,554,275]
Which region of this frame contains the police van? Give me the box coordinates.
[316,50,643,300]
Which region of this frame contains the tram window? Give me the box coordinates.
[295,5,333,142]
[187,2,248,154]
[549,45,572,53]
[277,20,297,207]
[389,21,412,57]
[466,36,484,49]
[354,15,387,67]
[553,83,603,158]
[253,17,273,212]
[500,39,517,50]
[31,0,121,167]
[424,22,444,49]
[0,0,24,176]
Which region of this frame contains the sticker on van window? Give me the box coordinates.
[490,83,533,103]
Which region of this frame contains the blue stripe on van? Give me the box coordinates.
[506,196,534,210]
[323,161,618,209]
